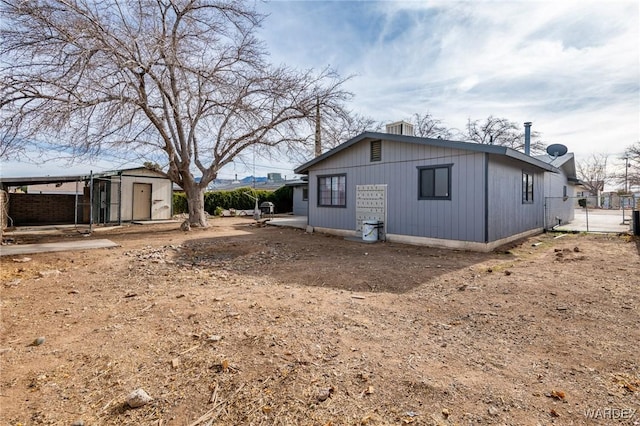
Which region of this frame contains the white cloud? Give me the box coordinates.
[255,0,638,160]
[4,0,638,177]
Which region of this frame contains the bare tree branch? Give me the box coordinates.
[576,153,610,194]
[612,142,640,192]
[0,0,351,226]
[464,115,546,155]
[412,112,454,139]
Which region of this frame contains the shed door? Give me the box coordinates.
[132,183,152,221]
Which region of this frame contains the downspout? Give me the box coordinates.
[170,177,174,220]
[118,171,123,225]
[74,179,79,228]
[89,171,94,233]
[484,153,489,244]
[305,179,310,227]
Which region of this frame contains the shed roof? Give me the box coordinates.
[0,166,167,187]
[294,132,559,174]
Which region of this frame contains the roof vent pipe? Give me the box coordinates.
[524,122,532,155]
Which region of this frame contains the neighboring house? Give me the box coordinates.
[0,167,173,226]
[294,130,578,252]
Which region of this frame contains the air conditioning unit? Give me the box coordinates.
[385,121,414,136]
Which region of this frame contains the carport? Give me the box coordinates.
[1,173,95,230]
[1,167,173,231]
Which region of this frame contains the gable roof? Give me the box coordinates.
[294,132,559,174]
[534,153,579,183]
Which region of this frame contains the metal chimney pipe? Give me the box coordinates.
[524,122,532,155]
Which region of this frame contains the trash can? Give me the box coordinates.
[362,220,379,242]
[633,210,640,236]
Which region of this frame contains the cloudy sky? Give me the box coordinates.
[257,0,639,168]
[3,0,638,178]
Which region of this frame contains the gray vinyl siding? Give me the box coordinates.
[543,170,575,226]
[308,138,487,242]
[486,155,545,241]
[291,185,308,216]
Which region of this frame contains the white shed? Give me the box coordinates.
[98,167,173,223]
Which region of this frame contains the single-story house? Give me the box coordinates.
[294,129,578,252]
[0,167,173,227]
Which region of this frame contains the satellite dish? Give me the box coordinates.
[546,143,568,158]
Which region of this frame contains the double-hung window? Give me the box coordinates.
[418,164,452,200]
[522,172,534,203]
[318,174,346,207]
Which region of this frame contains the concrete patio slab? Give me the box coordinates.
[267,216,308,230]
[554,209,632,233]
[0,239,119,256]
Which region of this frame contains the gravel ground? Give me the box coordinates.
[1,218,639,425]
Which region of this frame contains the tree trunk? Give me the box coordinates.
[184,184,208,228]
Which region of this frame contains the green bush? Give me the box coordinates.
[266,185,293,213]
[173,185,294,216]
[173,192,188,214]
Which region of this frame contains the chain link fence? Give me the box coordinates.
[545,195,637,233]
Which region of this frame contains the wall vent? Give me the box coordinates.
[370,140,382,162]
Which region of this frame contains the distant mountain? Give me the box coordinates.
[240,176,267,184]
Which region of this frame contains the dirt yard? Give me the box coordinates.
[1,218,639,425]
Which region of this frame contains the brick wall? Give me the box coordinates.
[8,193,83,225]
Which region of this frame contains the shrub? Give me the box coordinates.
[173,186,294,216]
[266,185,293,213]
[172,192,188,214]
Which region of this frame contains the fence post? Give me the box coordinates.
[585,202,589,232]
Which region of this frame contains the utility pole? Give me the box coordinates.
[624,155,629,194]
[314,97,321,157]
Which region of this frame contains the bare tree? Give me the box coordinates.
[320,112,380,149]
[412,112,454,139]
[576,153,610,195]
[0,0,350,227]
[269,109,378,168]
[618,142,640,192]
[464,115,545,154]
